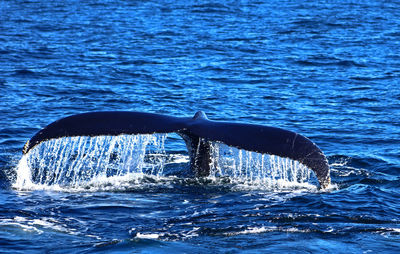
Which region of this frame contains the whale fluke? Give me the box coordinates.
[22,111,331,188]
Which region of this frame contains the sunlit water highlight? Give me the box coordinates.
[13,134,317,192]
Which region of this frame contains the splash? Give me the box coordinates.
[14,154,34,189]
[13,134,318,191]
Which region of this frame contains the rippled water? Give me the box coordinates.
[1,0,399,253]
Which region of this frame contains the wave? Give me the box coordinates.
[13,69,39,77]
[294,59,366,68]
[0,216,78,236]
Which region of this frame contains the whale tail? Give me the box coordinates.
[22,111,331,188]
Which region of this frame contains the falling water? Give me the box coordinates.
[14,134,168,189]
[208,142,315,188]
[14,134,317,190]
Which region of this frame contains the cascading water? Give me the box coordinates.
[13,134,317,191]
[14,134,168,190]
[208,142,316,189]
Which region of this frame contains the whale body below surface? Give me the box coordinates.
[23,111,331,188]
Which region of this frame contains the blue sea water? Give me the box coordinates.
[1,0,400,253]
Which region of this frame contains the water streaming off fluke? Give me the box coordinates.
[13,134,317,191]
[14,134,168,189]
[208,142,315,188]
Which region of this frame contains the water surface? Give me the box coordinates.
[1,0,399,253]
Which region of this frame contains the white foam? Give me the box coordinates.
[13,155,34,190]
[0,216,78,235]
[166,154,189,164]
[136,233,160,239]
[224,226,311,236]
[379,227,400,236]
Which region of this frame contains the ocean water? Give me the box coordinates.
[1,0,399,253]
